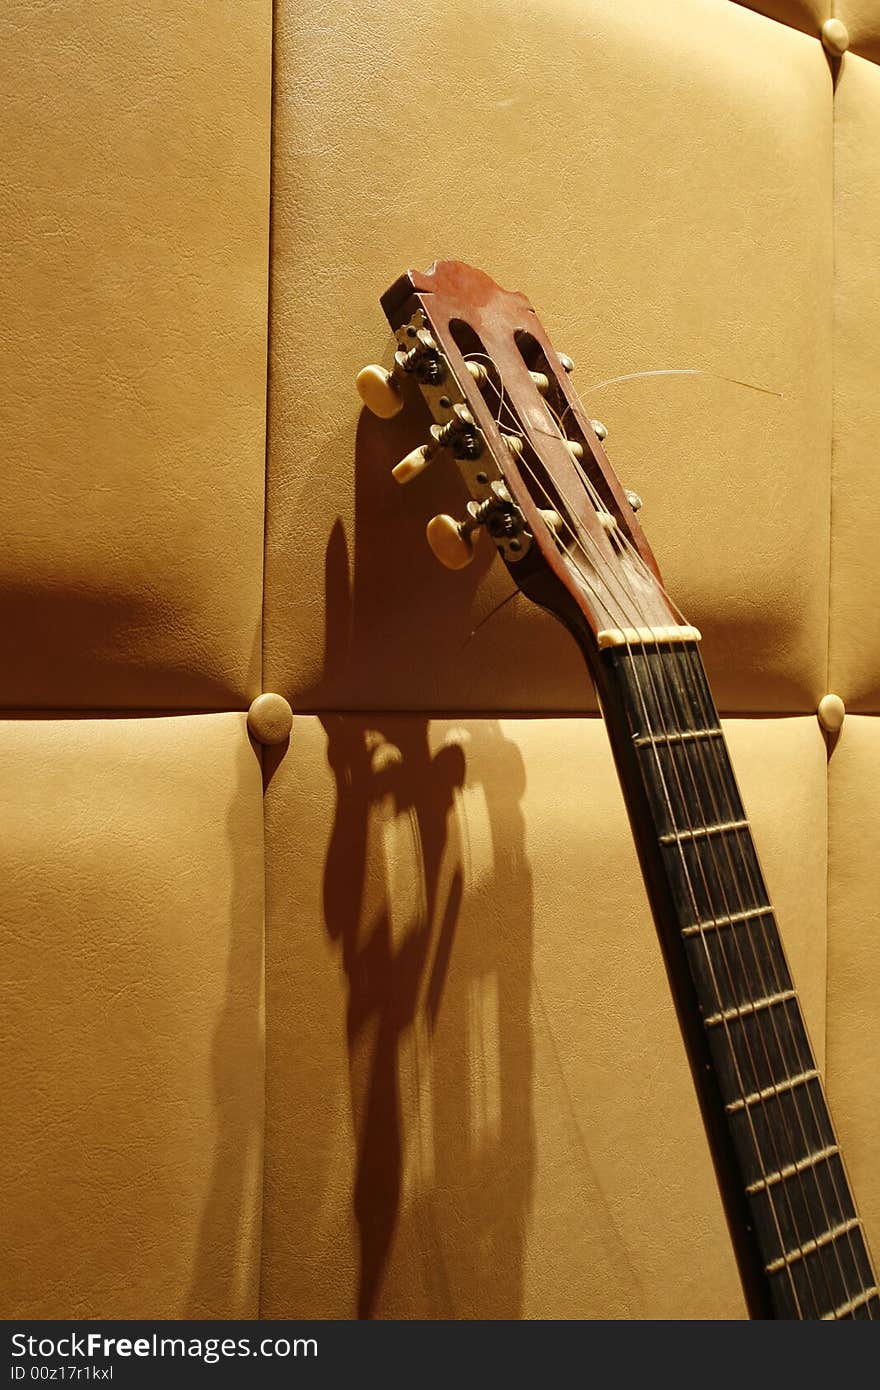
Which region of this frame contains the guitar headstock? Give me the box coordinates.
[357,261,698,654]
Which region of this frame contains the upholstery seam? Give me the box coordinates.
[824,38,837,1093]
[257,0,279,1323]
[278,706,829,719]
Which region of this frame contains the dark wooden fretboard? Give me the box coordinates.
[593,638,878,1320]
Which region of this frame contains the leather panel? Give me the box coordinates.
[264,0,832,715]
[734,2,829,36]
[262,712,826,1318]
[0,713,265,1318]
[836,1,880,61]
[0,1,272,710]
[826,715,880,1266]
[829,54,880,708]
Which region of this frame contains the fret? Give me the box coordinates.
[605,644,707,736]
[659,819,749,845]
[682,906,773,937]
[703,988,797,1028]
[747,1149,857,1270]
[766,1217,862,1273]
[596,638,875,1317]
[822,1286,880,1320]
[637,738,747,840]
[726,1069,819,1113]
[746,1144,840,1196]
[768,1224,876,1319]
[632,727,724,748]
[683,911,791,1016]
[705,992,810,1099]
[727,1074,834,1191]
[665,835,770,934]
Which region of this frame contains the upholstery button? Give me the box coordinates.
[247,692,293,745]
[817,693,846,733]
[821,19,849,55]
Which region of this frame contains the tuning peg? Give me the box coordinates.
[392,444,434,485]
[590,419,608,441]
[559,354,574,373]
[466,360,489,385]
[426,512,480,569]
[625,489,643,512]
[356,364,404,418]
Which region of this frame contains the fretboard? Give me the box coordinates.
[594,638,878,1320]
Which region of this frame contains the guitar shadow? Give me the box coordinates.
[310,408,536,1317]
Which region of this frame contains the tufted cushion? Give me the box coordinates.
[261,713,826,1318]
[0,713,265,1318]
[1,0,879,1322]
[0,1,271,710]
[265,0,832,716]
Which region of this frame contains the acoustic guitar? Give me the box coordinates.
[356,260,877,1320]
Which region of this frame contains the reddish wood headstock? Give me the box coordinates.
[358,261,685,649]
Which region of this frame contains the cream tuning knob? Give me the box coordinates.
[426,513,479,569]
[391,444,433,485]
[356,364,404,418]
[466,360,489,385]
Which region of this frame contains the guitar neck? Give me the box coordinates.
[589,637,878,1320]
[365,259,879,1318]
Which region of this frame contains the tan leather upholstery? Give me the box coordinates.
[2,0,880,1322]
[265,0,832,715]
[0,714,265,1318]
[830,53,880,709]
[839,0,880,58]
[262,714,826,1318]
[0,2,271,710]
[738,3,830,37]
[828,718,880,1250]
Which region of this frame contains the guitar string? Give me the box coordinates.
[552,369,872,1314]
[672,641,873,1317]
[472,350,864,1313]
[553,372,868,1315]
[552,448,857,1314]
[577,448,873,1314]
[466,355,817,1315]
[553,369,870,1314]
[520,459,822,1314]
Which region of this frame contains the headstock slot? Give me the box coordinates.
[442,319,648,631]
[512,329,619,521]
